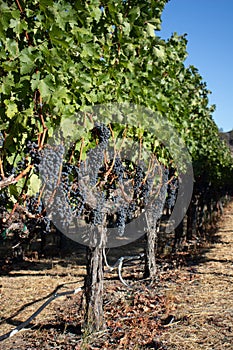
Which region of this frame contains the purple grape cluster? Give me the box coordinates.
[112,157,124,182]
[25,194,51,234]
[38,144,73,231]
[39,144,64,192]
[133,165,144,193]
[16,157,27,173]
[26,194,43,215]
[61,163,86,217]
[93,122,111,146]
[87,123,111,186]
[116,205,127,236]
[0,132,4,148]
[26,141,41,172]
[166,174,179,210]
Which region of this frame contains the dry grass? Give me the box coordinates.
[158,202,233,349]
[0,257,85,348]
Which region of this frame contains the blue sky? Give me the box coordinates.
[158,0,233,132]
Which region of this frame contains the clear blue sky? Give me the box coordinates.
[158,0,233,132]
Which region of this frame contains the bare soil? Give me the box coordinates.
[0,201,233,349]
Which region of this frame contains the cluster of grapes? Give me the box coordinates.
[100,153,159,236]
[112,157,124,183]
[39,144,64,192]
[126,201,137,220]
[140,178,152,205]
[61,163,85,218]
[90,192,106,226]
[57,124,111,229]
[7,140,42,178]
[151,167,169,221]
[105,159,155,236]
[87,123,111,186]
[48,186,73,232]
[38,144,74,231]
[25,194,51,234]
[93,122,111,146]
[112,165,169,236]
[3,163,17,177]
[16,158,27,173]
[0,140,64,246]
[87,146,105,187]
[116,205,127,236]
[33,124,168,242]
[26,194,43,215]
[0,132,4,149]
[26,141,41,173]
[133,164,155,206]
[166,174,179,210]
[133,165,144,194]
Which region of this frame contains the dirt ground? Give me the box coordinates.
[0,201,233,349]
[158,202,233,349]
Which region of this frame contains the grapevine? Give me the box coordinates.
[0,0,232,337]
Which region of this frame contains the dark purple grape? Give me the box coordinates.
[93,122,111,145]
[166,175,179,209]
[0,132,4,148]
[116,206,127,236]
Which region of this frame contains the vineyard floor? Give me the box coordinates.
[0,201,233,349]
[158,201,233,349]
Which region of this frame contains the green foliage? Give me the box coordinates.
[0,0,232,208]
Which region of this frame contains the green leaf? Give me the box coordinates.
[19,48,35,74]
[38,76,55,99]
[90,7,102,22]
[146,23,156,37]
[9,184,19,199]
[6,38,18,57]
[153,46,165,59]
[31,73,41,91]
[9,18,27,35]
[27,174,41,196]
[1,73,15,94]
[128,7,141,22]
[60,116,83,139]
[4,99,18,119]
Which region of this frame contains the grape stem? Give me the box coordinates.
[0,157,5,178]
[14,165,33,182]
